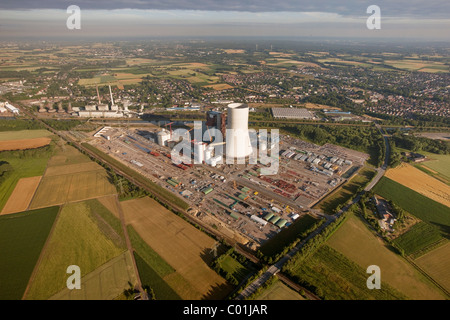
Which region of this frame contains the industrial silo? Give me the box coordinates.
[225,103,253,159]
[194,141,206,164]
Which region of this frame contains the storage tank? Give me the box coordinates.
[157,129,171,146]
[194,142,206,164]
[226,103,253,159]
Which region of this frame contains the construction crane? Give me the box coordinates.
[164,122,174,138]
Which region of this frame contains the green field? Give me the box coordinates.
[0,206,59,300]
[259,214,320,258]
[49,250,137,300]
[255,279,305,300]
[317,167,376,214]
[217,255,252,284]
[286,245,406,300]
[415,242,450,293]
[326,212,446,299]
[25,201,125,299]
[393,222,444,256]
[420,153,450,181]
[0,129,52,141]
[0,148,53,212]
[133,253,181,300]
[127,225,181,299]
[373,177,450,235]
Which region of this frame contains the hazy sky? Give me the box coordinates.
[0,0,449,40]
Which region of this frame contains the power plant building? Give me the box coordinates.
[225,103,253,159]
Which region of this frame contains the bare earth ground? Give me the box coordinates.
[0,137,51,151]
[0,176,42,215]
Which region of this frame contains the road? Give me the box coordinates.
[236,122,391,300]
[365,124,390,191]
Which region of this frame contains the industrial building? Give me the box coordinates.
[271,107,314,120]
[0,102,20,115]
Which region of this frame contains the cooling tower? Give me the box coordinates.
[226,103,253,159]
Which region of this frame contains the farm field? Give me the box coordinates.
[0,150,53,212]
[385,163,450,207]
[121,197,232,300]
[286,244,406,300]
[25,200,126,300]
[29,159,117,209]
[393,222,444,257]
[255,280,305,300]
[327,212,446,299]
[46,144,91,167]
[415,242,450,293]
[204,83,234,90]
[420,153,450,181]
[1,176,42,215]
[0,137,52,151]
[373,177,450,235]
[0,129,52,141]
[49,250,137,300]
[0,206,59,300]
[384,59,449,72]
[44,161,103,177]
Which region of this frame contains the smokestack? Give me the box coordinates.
[109,85,114,106]
[96,85,101,105]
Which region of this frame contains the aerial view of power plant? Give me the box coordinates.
[0,0,449,313]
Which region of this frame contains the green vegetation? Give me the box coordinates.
[0,145,54,212]
[391,133,450,155]
[25,201,125,300]
[257,214,321,262]
[0,119,44,132]
[133,253,181,300]
[84,199,126,249]
[42,119,95,131]
[211,247,255,287]
[0,206,59,300]
[393,222,444,257]
[81,142,189,210]
[317,167,376,214]
[373,177,450,236]
[420,152,450,181]
[283,245,406,300]
[127,225,175,277]
[254,279,305,300]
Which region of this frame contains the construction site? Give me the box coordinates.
[86,103,369,249]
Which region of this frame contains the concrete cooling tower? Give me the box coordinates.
[226,103,253,159]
